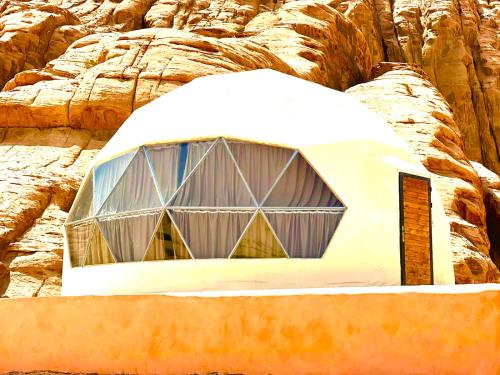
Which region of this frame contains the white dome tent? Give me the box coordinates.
[62,69,455,296]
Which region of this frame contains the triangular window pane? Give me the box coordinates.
[93,150,136,213]
[84,223,116,265]
[146,141,213,203]
[66,221,93,267]
[265,210,344,258]
[227,142,294,204]
[98,211,163,262]
[67,173,93,223]
[231,212,287,258]
[170,141,254,207]
[143,211,192,261]
[263,153,342,207]
[98,149,162,215]
[170,209,253,258]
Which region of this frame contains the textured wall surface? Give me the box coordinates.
[0,287,499,374]
[0,0,499,295]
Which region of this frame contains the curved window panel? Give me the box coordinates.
[66,138,348,266]
[67,173,93,224]
[98,149,162,216]
[170,141,254,207]
[146,141,213,204]
[170,209,253,258]
[231,212,287,258]
[143,211,192,261]
[263,153,342,207]
[98,211,163,262]
[227,142,294,204]
[264,210,344,258]
[66,221,93,267]
[84,223,116,266]
[93,150,137,213]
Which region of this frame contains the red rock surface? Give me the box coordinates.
[0,0,498,296]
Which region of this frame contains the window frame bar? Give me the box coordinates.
[93,148,139,215]
[165,139,220,207]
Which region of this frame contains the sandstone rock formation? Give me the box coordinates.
[373,0,500,174]
[472,162,500,269]
[0,261,9,296]
[0,0,498,295]
[0,128,112,297]
[347,63,499,283]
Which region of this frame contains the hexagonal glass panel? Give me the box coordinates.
[170,208,253,258]
[145,141,213,204]
[230,211,288,259]
[143,211,192,261]
[263,153,342,207]
[98,149,162,216]
[264,210,345,258]
[65,139,346,266]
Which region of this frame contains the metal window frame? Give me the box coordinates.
[398,172,434,285]
[83,218,119,266]
[169,207,255,259]
[68,138,348,266]
[66,171,94,225]
[262,209,345,258]
[224,140,296,205]
[96,209,163,263]
[66,219,94,267]
[93,148,140,215]
[165,139,219,207]
[141,209,195,261]
[142,144,176,207]
[227,209,290,259]
[96,148,164,217]
[222,138,259,207]
[261,150,345,208]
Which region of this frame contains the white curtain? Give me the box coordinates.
[143,212,191,261]
[98,211,162,262]
[98,150,162,215]
[264,154,341,207]
[145,141,213,204]
[67,174,94,223]
[93,150,136,213]
[183,142,213,179]
[264,210,344,258]
[145,144,180,204]
[231,212,287,258]
[170,209,253,258]
[84,224,116,265]
[67,221,93,266]
[227,141,294,204]
[171,141,254,207]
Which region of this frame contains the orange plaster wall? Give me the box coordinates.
[0,290,499,374]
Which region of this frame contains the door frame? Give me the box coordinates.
[398,172,434,285]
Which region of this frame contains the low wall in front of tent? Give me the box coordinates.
[0,285,498,374]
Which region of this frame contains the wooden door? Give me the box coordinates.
[399,173,433,285]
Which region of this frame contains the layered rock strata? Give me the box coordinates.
[472,162,500,269]
[0,128,112,297]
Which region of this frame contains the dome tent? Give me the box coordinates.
[62,69,455,296]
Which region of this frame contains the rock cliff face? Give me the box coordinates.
[0,128,112,297]
[0,0,498,296]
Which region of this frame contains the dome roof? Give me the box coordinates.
[95,69,407,165]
